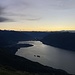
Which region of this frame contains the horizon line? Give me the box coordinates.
[0,29,75,32]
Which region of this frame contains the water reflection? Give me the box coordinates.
[16,41,75,74]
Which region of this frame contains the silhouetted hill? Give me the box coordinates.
[0,30,34,47]
[25,31,50,40]
[0,49,71,75]
[41,32,75,51]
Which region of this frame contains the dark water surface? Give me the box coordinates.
[15,41,75,74]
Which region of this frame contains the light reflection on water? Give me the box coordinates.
[16,41,75,74]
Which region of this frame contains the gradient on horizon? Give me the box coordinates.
[0,0,75,31]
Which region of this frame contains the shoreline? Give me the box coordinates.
[0,48,71,75]
[1,43,33,54]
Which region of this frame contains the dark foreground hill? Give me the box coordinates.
[41,32,75,51]
[0,49,71,75]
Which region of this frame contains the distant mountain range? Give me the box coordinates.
[0,30,34,47]
[41,32,75,51]
[0,30,75,51]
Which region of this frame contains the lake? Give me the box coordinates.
[15,41,75,74]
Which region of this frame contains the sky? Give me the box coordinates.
[0,0,75,31]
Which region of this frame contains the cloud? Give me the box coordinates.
[5,13,27,17]
[0,5,4,15]
[45,0,75,9]
[0,5,12,22]
[5,12,41,21]
[0,0,41,22]
[25,17,41,21]
[0,17,12,22]
[1,0,75,22]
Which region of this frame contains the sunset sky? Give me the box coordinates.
[0,0,75,31]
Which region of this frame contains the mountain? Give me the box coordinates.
[0,30,72,75]
[0,30,34,47]
[25,31,50,40]
[0,48,71,75]
[41,32,75,51]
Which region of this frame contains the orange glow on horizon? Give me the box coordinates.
[0,22,75,31]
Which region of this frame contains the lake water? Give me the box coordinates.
[15,41,75,74]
